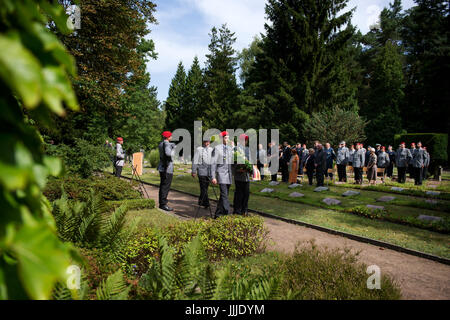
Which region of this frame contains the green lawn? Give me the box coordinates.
[119,165,450,259]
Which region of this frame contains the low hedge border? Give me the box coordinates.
[104,198,155,212]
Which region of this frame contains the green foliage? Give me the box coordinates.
[394,133,448,166]
[122,215,268,277]
[51,189,138,251]
[302,106,366,147]
[96,270,130,300]
[148,149,160,168]
[164,62,187,131]
[0,0,80,299]
[104,199,155,212]
[279,242,401,299]
[44,175,141,202]
[45,138,113,178]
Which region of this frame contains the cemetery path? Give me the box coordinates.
[139,183,450,300]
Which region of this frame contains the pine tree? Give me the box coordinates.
[202,24,241,130]
[401,0,450,134]
[181,56,204,135]
[238,0,357,141]
[164,62,187,131]
[362,41,404,146]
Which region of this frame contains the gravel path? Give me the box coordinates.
[141,183,450,300]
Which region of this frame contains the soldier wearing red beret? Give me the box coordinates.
[158,131,175,211]
[115,137,125,177]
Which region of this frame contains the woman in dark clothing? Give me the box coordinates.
[367,148,378,185]
[304,148,316,186]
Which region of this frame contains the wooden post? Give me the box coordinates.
[132,152,143,176]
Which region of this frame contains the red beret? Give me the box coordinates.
[162,131,172,138]
[239,134,249,141]
[411,142,415,145]
[116,137,123,142]
[220,131,229,137]
[401,142,405,144]
[381,146,386,150]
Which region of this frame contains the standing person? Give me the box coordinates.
[192,138,213,209]
[411,141,426,186]
[268,142,278,182]
[211,131,233,218]
[377,146,390,179]
[348,144,355,167]
[336,141,349,182]
[299,144,309,176]
[367,148,378,185]
[314,144,327,187]
[305,148,316,185]
[324,143,336,180]
[353,143,365,185]
[375,144,382,156]
[288,148,300,184]
[423,147,430,180]
[257,143,267,181]
[233,134,251,215]
[158,131,175,211]
[364,146,371,168]
[396,142,412,184]
[115,137,125,177]
[313,140,320,151]
[408,142,416,179]
[386,145,396,178]
[281,141,291,182]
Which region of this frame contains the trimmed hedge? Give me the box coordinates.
[394,133,448,169]
[122,215,268,277]
[148,149,159,168]
[104,199,155,212]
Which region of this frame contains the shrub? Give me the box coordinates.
[104,199,155,212]
[44,175,141,202]
[148,149,159,168]
[279,242,401,299]
[45,138,114,178]
[121,215,268,276]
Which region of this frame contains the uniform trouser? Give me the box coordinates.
[354,167,362,183]
[386,163,394,177]
[233,181,250,215]
[414,167,423,185]
[281,162,289,182]
[215,184,231,216]
[307,170,314,185]
[398,167,407,183]
[423,167,428,180]
[326,165,333,178]
[337,164,347,181]
[408,164,414,178]
[198,176,210,207]
[115,166,123,177]
[316,168,325,186]
[159,172,173,207]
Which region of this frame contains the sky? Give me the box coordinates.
[147,0,416,103]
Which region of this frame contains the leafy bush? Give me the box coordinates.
[45,138,113,178]
[279,242,401,299]
[52,189,137,252]
[121,215,268,276]
[44,175,141,202]
[104,199,155,212]
[148,149,159,168]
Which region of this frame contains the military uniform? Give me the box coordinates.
[348,148,355,167]
[211,142,233,217]
[411,147,426,185]
[423,150,431,180]
[324,147,336,179]
[336,146,349,182]
[158,138,175,209]
[233,145,251,215]
[353,148,365,184]
[396,147,412,183]
[386,149,396,178]
[115,141,125,177]
[192,145,213,207]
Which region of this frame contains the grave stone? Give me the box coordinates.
[342,190,360,197]
[288,183,302,189]
[289,192,304,198]
[260,188,274,193]
[314,187,329,192]
[269,181,280,186]
[323,198,341,206]
[417,215,443,222]
[367,205,385,210]
[377,196,396,202]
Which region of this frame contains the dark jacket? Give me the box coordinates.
[305,154,316,172]
[314,149,327,171]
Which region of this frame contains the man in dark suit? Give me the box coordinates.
[411,141,426,185]
[314,144,327,187]
[233,134,251,215]
[192,138,213,208]
[386,145,396,178]
[281,141,291,182]
[158,131,175,211]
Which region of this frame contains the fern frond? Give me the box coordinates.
[96,270,130,300]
